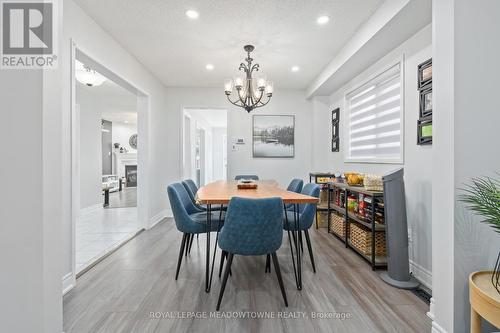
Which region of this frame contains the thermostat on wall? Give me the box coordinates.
[233,137,245,145]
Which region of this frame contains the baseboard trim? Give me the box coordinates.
[431,320,448,333]
[62,272,75,295]
[427,297,435,320]
[148,209,172,229]
[79,203,102,216]
[410,259,432,290]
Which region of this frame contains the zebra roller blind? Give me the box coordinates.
[345,62,403,163]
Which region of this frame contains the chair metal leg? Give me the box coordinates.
[271,252,288,307]
[219,250,226,278]
[304,229,316,273]
[175,233,188,280]
[209,229,220,288]
[291,230,297,248]
[185,234,191,257]
[216,253,234,311]
[265,254,271,273]
[188,233,194,254]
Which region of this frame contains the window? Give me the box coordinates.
[345,62,403,163]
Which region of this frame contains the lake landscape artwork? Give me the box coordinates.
[253,115,295,158]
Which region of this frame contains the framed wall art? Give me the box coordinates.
[331,108,340,152]
[417,116,433,145]
[418,58,432,90]
[252,115,295,158]
[417,58,432,145]
[419,86,432,118]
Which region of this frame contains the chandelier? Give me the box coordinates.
[224,45,273,112]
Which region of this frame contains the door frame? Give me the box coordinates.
[68,39,152,291]
[180,107,228,182]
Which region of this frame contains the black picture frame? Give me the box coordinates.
[419,86,433,118]
[418,58,432,90]
[417,116,433,145]
[331,108,340,152]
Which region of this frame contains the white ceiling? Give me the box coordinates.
[73,0,384,90]
[76,69,138,125]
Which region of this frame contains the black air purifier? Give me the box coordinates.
[379,168,419,289]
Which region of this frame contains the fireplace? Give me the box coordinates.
[125,165,137,187]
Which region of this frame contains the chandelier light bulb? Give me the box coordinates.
[234,77,243,89]
[257,77,266,89]
[224,79,233,94]
[265,82,274,95]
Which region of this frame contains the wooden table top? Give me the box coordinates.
[469,271,500,331]
[470,271,500,306]
[196,180,320,205]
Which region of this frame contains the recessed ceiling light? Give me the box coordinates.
[186,10,199,19]
[316,15,330,25]
[291,66,300,72]
[206,64,214,70]
[124,120,129,124]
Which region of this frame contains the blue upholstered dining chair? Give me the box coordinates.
[234,175,259,180]
[283,183,320,273]
[182,179,224,212]
[216,197,288,310]
[285,178,304,211]
[287,178,303,193]
[167,183,223,280]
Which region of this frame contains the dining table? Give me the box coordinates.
[196,180,319,293]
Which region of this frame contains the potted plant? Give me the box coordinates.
[459,175,500,293]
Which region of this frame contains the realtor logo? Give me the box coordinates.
[1,0,58,69]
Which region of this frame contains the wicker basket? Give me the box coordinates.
[363,174,383,192]
[329,212,345,237]
[349,222,386,256]
[316,211,328,228]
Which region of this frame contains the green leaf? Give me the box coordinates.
[458,175,500,234]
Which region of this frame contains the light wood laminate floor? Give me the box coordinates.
[64,219,431,333]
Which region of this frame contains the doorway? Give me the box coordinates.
[183,108,228,184]
[70,43,151,279]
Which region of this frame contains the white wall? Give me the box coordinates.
[77,88,103,209]
[431,0,455,331]
[453,1,500,331]
[311,25,433,287]
[169,87,313,188]
[0,7,63,333]
[212,127,226,181]
[112,122,137,152]
[60,0,175,283]
[432,3,500,332]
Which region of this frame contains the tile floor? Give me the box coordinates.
[76,207,141,274]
